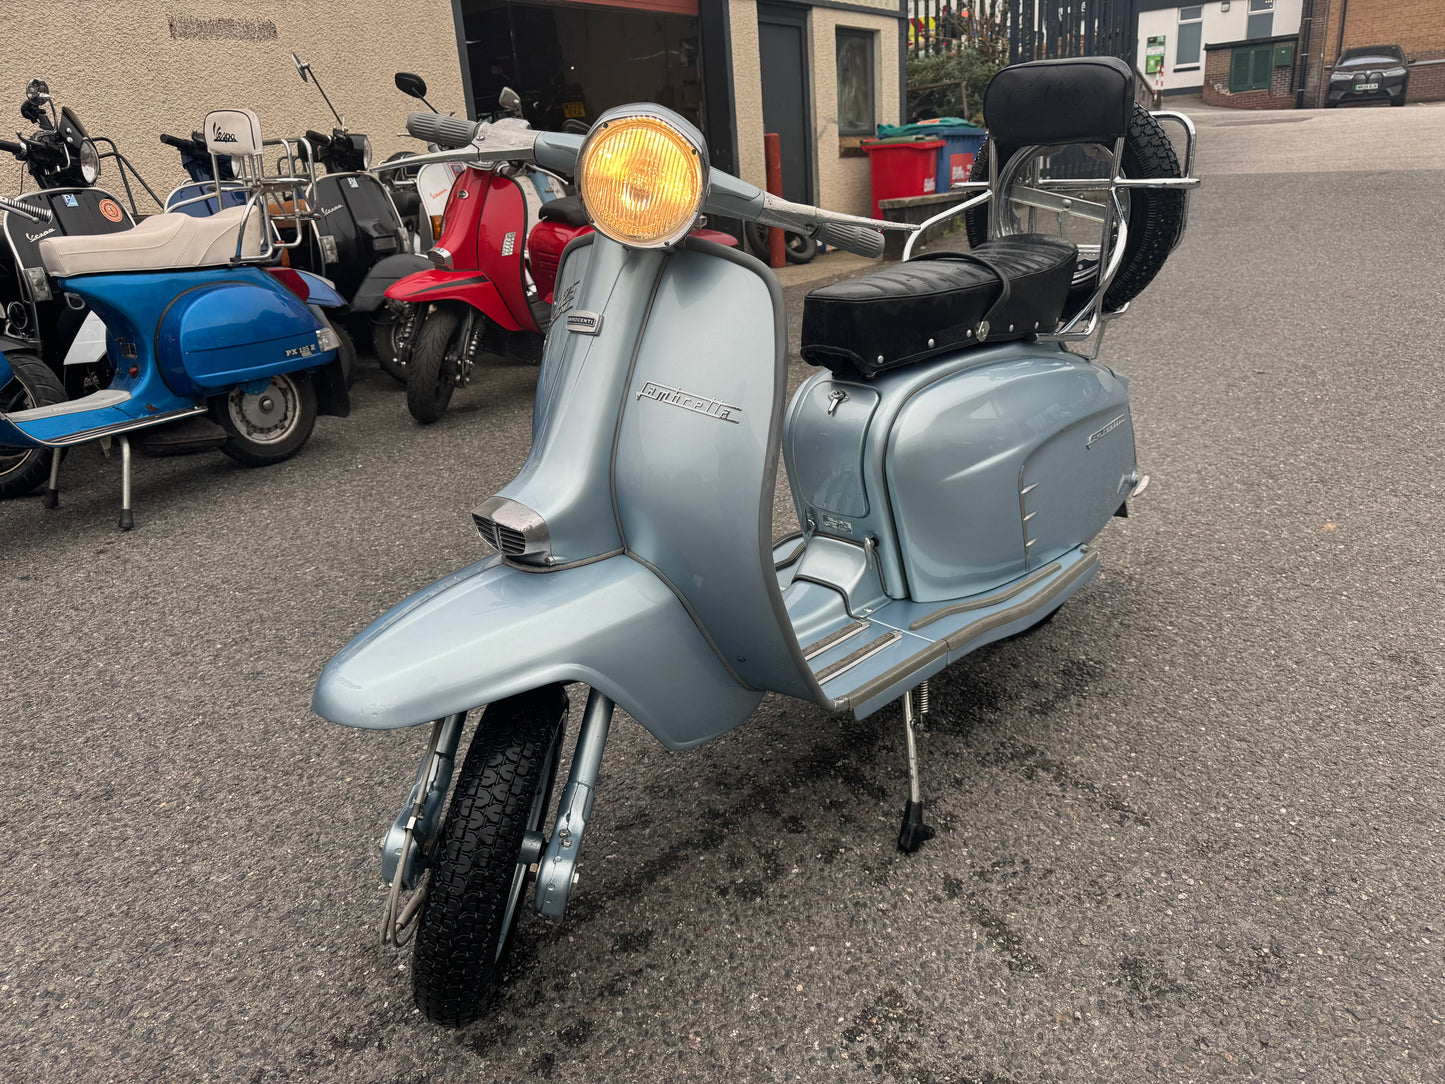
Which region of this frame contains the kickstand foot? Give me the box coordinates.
[896,687,935,853]
[898,799,934,853]
[42,448,61,509]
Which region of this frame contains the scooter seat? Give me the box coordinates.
[800,235,1079,379]
[538,195,589,228]
[37,205,263,278]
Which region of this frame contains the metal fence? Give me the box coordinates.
[906,0,1136,63]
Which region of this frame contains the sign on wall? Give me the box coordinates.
[1146,35,1166,75]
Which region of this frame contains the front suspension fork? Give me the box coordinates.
[535,687,613,920]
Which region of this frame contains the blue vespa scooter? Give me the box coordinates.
[311,58,1198,1026]
[0,109,349,528]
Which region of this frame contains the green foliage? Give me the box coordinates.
[906,45,1007,125]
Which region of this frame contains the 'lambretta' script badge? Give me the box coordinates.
[1086,414,1126,449]
[636,380,741,424]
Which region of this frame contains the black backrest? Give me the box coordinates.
[984,57,1134,148]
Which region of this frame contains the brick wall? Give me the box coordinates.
[1301,0,1445,106]
[1203,44,1298,109]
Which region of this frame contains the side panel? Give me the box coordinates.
[612,243,816,700]
[312,555,761,749]
[886,352,1134,602]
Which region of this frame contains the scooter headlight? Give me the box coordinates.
[361,135,374,170]
[577,107,707,248]
[78,139,100,184]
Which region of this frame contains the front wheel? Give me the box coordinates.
[411,685,569,1027]
[0,353,65,499]
[407,303,472,424]
[210,370,318,466]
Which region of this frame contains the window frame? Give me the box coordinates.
[1176,6,1204,67]
[835,27,876,139]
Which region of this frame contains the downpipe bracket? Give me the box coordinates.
[535,688,614,921]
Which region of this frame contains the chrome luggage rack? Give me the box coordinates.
[903,111,1200,358]
[164,136,323,264]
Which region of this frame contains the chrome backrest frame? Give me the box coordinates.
[900,109,1200,359]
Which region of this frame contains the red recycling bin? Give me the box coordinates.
[861,138,945,219]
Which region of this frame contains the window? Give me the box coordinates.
[1230,42,1274,91]
[1177,6,1203,67]
[1247,0,1274,40]
[836,29,875,137]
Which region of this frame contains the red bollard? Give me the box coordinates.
[764,132,785,269]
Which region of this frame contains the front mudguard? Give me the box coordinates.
[382,268,523,332]
[312,554,761,750]
[349,254,431,313]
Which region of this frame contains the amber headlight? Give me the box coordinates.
[577,107,707,248]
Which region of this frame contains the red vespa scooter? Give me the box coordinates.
[387,130,735,423]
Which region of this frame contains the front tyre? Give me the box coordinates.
[407,303,471,424]
[412,685,569,1027]
[210,371,318,466]
[0,353,65,500]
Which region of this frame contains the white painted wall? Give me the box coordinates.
[1137,1,1302,92]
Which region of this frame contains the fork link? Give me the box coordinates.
[897,687,935,853]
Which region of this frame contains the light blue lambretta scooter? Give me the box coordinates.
[312,58,1198,1026]
[0,109,350,528]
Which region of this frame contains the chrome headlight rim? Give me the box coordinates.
[78,139,100,184]
[577,104,709,250]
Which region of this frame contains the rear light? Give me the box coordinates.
[267,266,310,301]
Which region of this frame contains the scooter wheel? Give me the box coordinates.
[411,685,568,1028]
[210,371,318,467]
[744,222,818,264]
[0,353,65,500]
[371,306,414,386]
[407,303,469,424]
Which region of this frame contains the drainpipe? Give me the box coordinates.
[1295,0,1314,108]
[1335,0,1349,63]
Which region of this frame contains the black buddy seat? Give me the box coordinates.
[800,236,1079,378]
[538,194,589,228]
[800,55,1136,379]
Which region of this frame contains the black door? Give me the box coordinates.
[757,4,813,206]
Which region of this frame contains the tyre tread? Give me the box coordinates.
[411,685,568,1027]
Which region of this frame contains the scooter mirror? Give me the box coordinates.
[24,79,50,104]
[292,52,310,83]
[395,72,428,99]
[499,86,522,115]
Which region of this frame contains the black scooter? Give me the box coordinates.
[0,78,160,498]
[286,54,430,363]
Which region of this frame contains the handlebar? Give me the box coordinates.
[816,221,885,259]
[0,194,52,222]
[0,138,22,157]
[405,112,481,149]
[305,130,331,148]
[159,132,195,150]
[394,113,911,259]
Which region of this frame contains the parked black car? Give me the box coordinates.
[1326,45,1409,108]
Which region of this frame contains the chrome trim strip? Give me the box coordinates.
[816,630,902,685]
[908,562,1063,631]
[803,620,869,661]
[21,405,208,448]
[843,550,1100,711]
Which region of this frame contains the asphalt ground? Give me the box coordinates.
[2,104,1444,1082]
